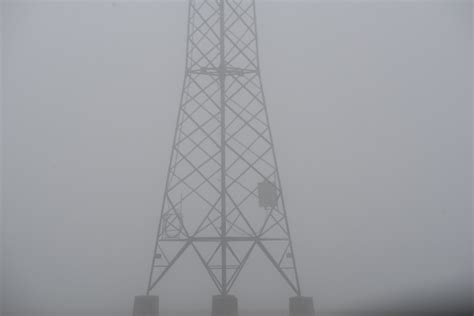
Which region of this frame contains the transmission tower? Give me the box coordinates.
[133,1,315,316]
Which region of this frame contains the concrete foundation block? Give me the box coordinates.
[133,295,159,316]
[212,294,238,316]
[289,296,315,316]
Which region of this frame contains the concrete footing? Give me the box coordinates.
[212,294,238,316]
[133,295,159,316]
[289,296,315,316]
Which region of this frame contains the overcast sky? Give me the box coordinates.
[2,1,472,315]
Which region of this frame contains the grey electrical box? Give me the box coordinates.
[258,181,278,209]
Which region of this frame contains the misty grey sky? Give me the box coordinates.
[2,1,472,315]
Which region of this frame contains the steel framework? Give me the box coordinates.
[147,0,301,296]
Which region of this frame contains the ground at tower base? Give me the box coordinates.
[133,295,315,316]
[130,296,471,316]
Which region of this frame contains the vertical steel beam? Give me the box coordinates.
[218,0,227,296]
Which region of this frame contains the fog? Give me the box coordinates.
[1,1,472,315]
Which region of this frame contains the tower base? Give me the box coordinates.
[289,296,315,316]
[133,295,159,316]
[212,295,238,316]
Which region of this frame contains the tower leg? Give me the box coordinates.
[212,295,238,316]
[133,295,159,316]
[289,296,315,316]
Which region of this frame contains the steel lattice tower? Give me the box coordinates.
[136,2,315,315]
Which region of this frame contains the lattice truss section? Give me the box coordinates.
[148,0,301,296]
